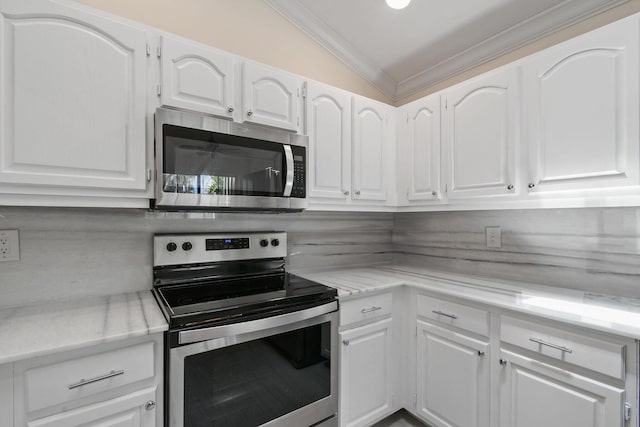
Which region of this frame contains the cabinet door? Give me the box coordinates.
[0,0,147,192]
[160,35,234,119]
[416,320,489,427]
[340,318,393,427]
[28,388,156,427]
[443,66,519,199]
[499,350,625,427]
[242,61,299,132]
[352,97,390,202]
[305,82,351,202]
[525,17,640,194]
[403,95,441,203]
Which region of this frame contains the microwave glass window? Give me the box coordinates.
[163,125,285,197]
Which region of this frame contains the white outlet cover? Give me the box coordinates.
[485,226,501,248]
[0,229,19,262]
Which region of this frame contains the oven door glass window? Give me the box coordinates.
[183,322,332,427]
[163,124,285,196]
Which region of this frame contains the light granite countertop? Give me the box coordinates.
[293,264,640,340]
[0,291,168,365]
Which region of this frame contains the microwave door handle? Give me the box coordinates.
[283,145,294,197]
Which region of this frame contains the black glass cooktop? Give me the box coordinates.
[153,272,337,331]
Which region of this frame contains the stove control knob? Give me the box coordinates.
[182,241,193,251]
[166,242,177,252]
[260,239,269,247]
[271,238,280,247]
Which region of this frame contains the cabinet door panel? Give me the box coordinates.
[417,321,489,427]
[306,83,351,201]
[243,62,299,131]
[0,0,147,191]
[406,96,441,202]
[444,66,519,199]
[161,35,234,119]
[499,350,625,427]
[352,97,388,202]
[340,318,392,427]
[28,388,156,427]
[526,18,640,193]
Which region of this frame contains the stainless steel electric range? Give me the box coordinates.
[152,232,339,427]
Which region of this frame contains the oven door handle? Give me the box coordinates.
[283,145,294,197]
[178,300,338,345]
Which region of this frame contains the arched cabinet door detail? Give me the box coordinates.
[406,95,441,203]
[525,18,640,194]
[443,66,520,201]
[160,35,234,119]
[243,62,299,132]
[352,97,391,203]
[306,83,352,201]
[0,0,147,192]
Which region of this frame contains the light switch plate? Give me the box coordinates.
[485,226,501,248]
[0,229,20,261]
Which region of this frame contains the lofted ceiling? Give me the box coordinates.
[265,0,628,101]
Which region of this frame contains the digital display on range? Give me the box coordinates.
[206,238,250,251]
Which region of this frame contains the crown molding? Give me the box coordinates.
[266,0,629,102]
[265,0,397,98]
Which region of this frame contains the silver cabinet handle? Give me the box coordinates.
[529,337,573,353]
[507,184,514,190]
[499,359,508,366]
[227,106,234,113]
[145,400,156,411]
[432,310,458,319]
[355,190,361,195]
[528,182,536,189]
[343,190,350,196]
[247,110,253,117]
[431,191,438,196]
[342,340,350,346]
[68,370,124,389]
[477,351,485,357]
[361,306,382,314]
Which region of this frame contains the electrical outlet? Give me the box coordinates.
[485,226,501,248]
[0,229,20,262]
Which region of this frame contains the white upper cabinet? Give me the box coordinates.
[305,82,352,202]
[352,96,393,203]
[0,0,148,195]
[524,16,640,194]
[243,61,300,132]
[397,94,442,205]
[443,66,520,200]
[160,35,235,120]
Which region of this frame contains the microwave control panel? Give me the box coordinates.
[291,145,306,198]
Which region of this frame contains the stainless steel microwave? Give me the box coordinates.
[153,108,308,212]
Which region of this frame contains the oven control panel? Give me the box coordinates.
[153,232,287,266]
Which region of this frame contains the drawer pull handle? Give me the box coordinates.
[529,337,573,353]
[361,306,382,314]
[432,310,458,320]
[68,370,124,390]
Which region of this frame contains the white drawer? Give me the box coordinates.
[417,294,490,337]
[501,315,627,379]
[23,342,155,412]
[340,292,392,326]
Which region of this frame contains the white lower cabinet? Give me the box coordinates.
[12,335,163,427]
[339,318,393,427]
[498,350,625,427]
[416,321,489,427]
[28,388,156,427]
[339,292,395,427]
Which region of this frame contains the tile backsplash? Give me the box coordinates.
[2,206,639,308]
[0,208,393,308]
[393,207,640,297]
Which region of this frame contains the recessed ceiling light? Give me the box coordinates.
[386,0,411,9]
